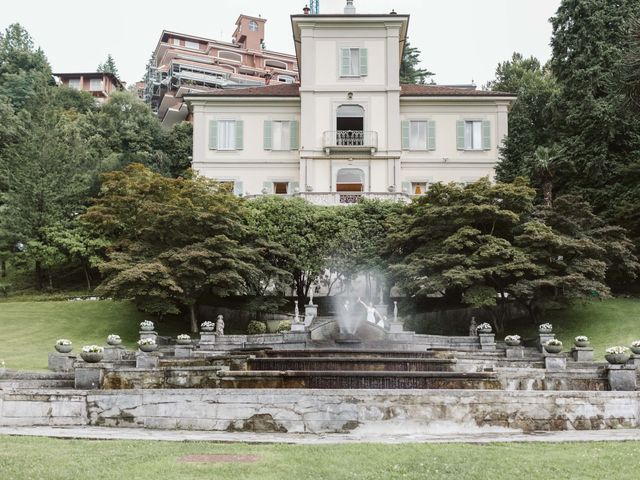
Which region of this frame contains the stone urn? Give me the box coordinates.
[176,338,192,345]
[505,338,521,347]
[107,336,122,346]
[140,322,155,332]
[544,343,563,354]
[476,323,492,334]
[539,326,553,334]
[139,343,157,353]
[605,353,630,365]
[80,351,103,363]
[631,345,640,355]
[55,343,73,354]
[574,339,590,348]
[200,324,215,333]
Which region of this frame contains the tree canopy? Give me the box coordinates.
[400,42,434,85]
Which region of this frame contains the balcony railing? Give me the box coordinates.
[296,192,409,206]
[323,130,378,154]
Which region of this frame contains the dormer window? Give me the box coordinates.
[249,20,259,32]
[340,48,368,77]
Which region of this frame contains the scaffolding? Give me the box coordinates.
[310,0,319,14]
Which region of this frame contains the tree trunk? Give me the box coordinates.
[1,259,6,278]
[83,265,92,291]
[543,180,553,208]
[189,304,198,333]
[35,261,44,290]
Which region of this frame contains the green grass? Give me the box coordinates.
[0,299,186,371]
[1,436,639,480]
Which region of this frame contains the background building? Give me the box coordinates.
[53,72,123,103]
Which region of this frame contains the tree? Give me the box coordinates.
[488,53,559,183]
[161,121,193,178]
[400,42,434,85]
[83,164,264,332]
[97,54,119,78]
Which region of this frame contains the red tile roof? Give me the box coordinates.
[184,83,514,98]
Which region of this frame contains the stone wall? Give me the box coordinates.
[2,388,640,433]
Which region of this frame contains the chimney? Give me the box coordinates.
[303,5,310,14]
[344,0,356,14]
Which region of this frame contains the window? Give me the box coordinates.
[336,168,365,192]
[278,75,294,84]
[402,120,435,151]
[185,40,200,50]
[89,78,103,91]
[219,51,243,62]
[465,121,483,150]
[340,48,368,77]
[410,122,427,150]
[68,78,81,90]
[249,20,259,32]
[172,38,180,46]
[217,121,236,150]
[411,182,428,195]
[265,59,288,70]
[273,182,289,195]
[271,121,291,151]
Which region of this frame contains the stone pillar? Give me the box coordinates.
[505,346,525,359]
[478,333,496,351]
[608,365,637,391]
[304,304,318,326]
[544,354,567,370]
[136,352,160,369]
[290,322,306,332]
[174,345,193,358]
[139,330,158,342]
[388,322,404,334]
[628,354,640,367]
[48,352,77,372]
[571,347,594,362]
[103,346,126,362]
[74,365,104,389]
[198,332,216,350]
[538,333,555,353]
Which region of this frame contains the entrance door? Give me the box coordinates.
[336,168,365,192]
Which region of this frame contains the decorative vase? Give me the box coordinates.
[539,327,552,334]
[631,346,640,355]
[139,344,157,353]
[176,338,192,345]
[55,344,73,354]
[574,340,590,348]
[80,352,103,363]
[505,339,521,347]
[605,353,630,365]
[477,327,492,334]
[107,338,122,346]
[140,324,154,332]
[200,326,215,333]
[544,344,563,354]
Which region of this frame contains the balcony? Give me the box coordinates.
[323,130,378,154]
[296,192,409,206]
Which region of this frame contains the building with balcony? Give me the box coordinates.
[144,14,299,128]
[53,72,123,103]
[185,2,516,205]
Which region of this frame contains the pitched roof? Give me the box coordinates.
[184,83,515,98]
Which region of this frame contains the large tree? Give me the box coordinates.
[400,41,434,85]
[83,164,265,331]
[97,54,119,77]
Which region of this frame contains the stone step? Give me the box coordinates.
[0,379,75,389]
[249,357,457,372]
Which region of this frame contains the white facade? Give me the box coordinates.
[187,5,515,204]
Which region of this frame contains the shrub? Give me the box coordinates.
[275,320,292,333]
[247,321,267,335]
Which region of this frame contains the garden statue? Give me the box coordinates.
[215,314,225,336]
[393,301,398,322]
[358,298,384,326]
[294,300,301,323]
[469,317,478,337]
[308,283,315,306]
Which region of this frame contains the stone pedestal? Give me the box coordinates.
[538,333,555,352]
[290,322,306,332]
[103,346,126,362]
[174,345,193,358]
[571,347,594,362]
[136,352,160,369]
[48,352,77,372]
[74,365,104,389]
[608,364,637,391]
[375,304,388,319]
[304,304,318,326]
[388,321,404,334]
[628,354,640,367]
[198,332,216,350]
[139,330,158,342]
[505,346,525,359]
[544,354,566,370]
[478,333,496,351]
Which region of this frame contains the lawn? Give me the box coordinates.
[0,299,185,371]
[1,435,639,480]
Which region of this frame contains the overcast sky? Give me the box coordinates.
[2,0,561,87]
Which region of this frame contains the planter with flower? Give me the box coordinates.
[176,334,192,345]
[630,340,640,355]
[80,345,104,363]
[200,321,215,332]
[476,323,492,334]
[55,339,73,354]
[140,320,155,332]
[504,335,521,347]
[544,339,563,354]
[138,338,157,353]
[107,334,122,346]
[605,346,630,365]
[574,336,590,348]
[538,323,553,334]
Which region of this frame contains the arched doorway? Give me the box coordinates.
[336,105,364,146]
[336,167,365,192]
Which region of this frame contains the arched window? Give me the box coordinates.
[336,104,364,145]
[336,168,365,192]
[218,51,243,62]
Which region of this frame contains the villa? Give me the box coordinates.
[185,1,516,204]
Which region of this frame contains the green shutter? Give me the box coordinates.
[482,120,491,150]
[359,48,368,76]
[456,121,465,150]
[340,48,350,76]
[208,120,218,150]
[401,121,410,150]
[235,120,243,150]
[290,181,299,194]
[233,181,244,197]
[289,120,299,150]
[263,121,272,150]
[427,121,436,151]
[401,181,411,194]
[262,181,273,194]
